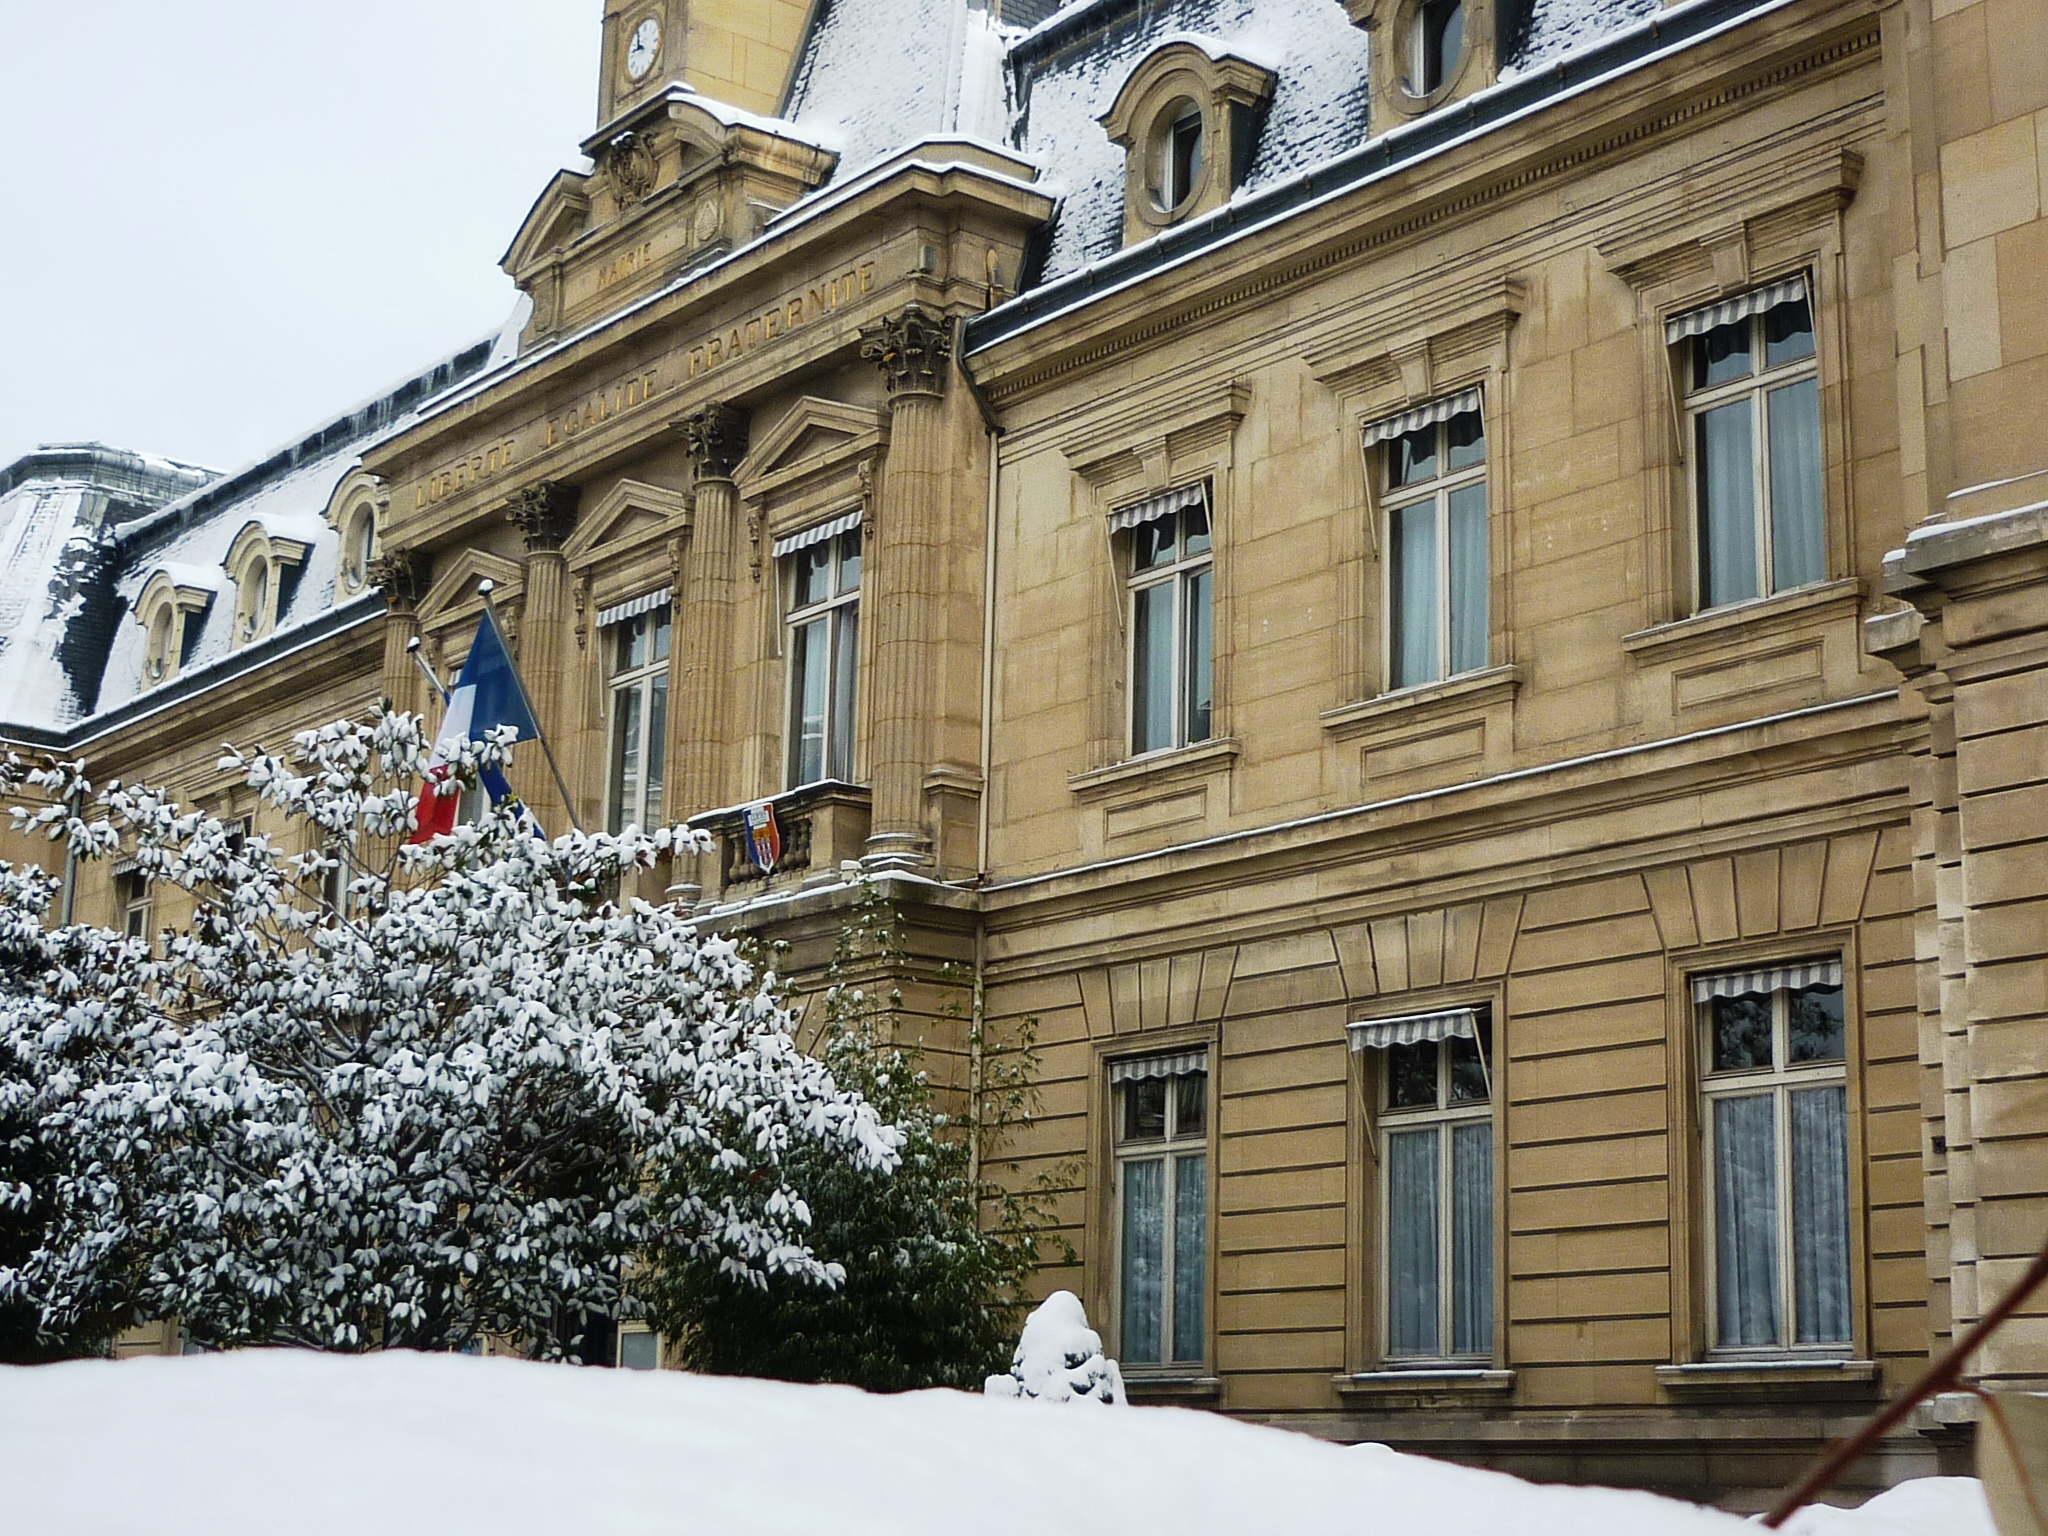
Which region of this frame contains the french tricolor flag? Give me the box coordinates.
[410,609,542,844]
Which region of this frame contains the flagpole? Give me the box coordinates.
[474,580,584,834]
[406,637,450,702]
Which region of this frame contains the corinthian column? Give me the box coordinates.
[507,481,579,738]
[858,303,955,870]
[370,546,426,719]
[676,404,750,833]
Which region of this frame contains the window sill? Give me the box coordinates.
[1335,1368,1516,1402]
[1621,579,1862,667]
[1124,1374,1223,1405]
[1319,666,1520,741]
[1656,1359,1879,1398]
[1068,737,1241,802]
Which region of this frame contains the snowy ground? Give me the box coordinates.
[0,1350,1995,1536]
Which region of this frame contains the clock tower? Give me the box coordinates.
[597,0,818,127]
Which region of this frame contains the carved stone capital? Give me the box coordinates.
[508,481,579,553]
[681,403,752,481]
[859,304,953,399]
[369,547,426,611]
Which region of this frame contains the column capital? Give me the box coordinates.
[508,481,579,553]
[859,304,953,399]
[680,402,752,481]
[369,547,426,612]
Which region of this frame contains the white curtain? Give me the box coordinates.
[1173,1153,1207,1363]
[1131,581,1174,752]
[1768,378,1825,591]
[1791,1086,1852,1344]
[1388,1129,1440,1355]
[1451,1123,1493,1355]
[1447,485,1488,677]
[1696,402,1759,608]
[1714,1094,1780,1347]
[1392,503,1439,689]
[1121,1158,1165,1365]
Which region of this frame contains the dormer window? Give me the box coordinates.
[224,522,312,650]
[1101,40,1275,246]
[326,474,385,600]
[1409,0,1465,95]
[133,570,217,688]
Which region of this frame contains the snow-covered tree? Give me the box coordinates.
[0,712,898,1359]
[984,1290,1126,1404]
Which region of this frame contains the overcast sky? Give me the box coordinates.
[0,1,599,475]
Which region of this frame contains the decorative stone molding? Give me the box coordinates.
[602,130,659,208]
[1100,38,1275,245]
[859,304,953,398]
[681,402,752,481]
[507,481,580,553]
[368,548,426,611]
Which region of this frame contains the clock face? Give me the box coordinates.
[626,16,661,81]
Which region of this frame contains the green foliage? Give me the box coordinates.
[647,887,1061,1392]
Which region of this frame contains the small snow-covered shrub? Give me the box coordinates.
[985,1290,1126,1404]
[0,713,899,1359]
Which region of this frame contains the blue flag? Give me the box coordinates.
[411,609,545,842]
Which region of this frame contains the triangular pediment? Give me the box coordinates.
[735,398,888,495]
[501,170,595,278]
[565,478,692,568]
[417,549,526,629]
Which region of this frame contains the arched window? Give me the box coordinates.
[1154,100,1205,213]
[1409,0,1465,95]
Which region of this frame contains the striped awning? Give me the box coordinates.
[1665,275,1809,344]
[1692,959,1842,1004]
[1361,388,1482,449]
[771,509,861,560]
[1348,1007,1481,1052]
[595,587,672,629]
[1108,1048,1209,1085]
[1106,482,1206,535]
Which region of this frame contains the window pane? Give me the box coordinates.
[1168,106,1204,207]
[651,607,672,664]
[644,677,667,827]
[1451,1122,1493,1355]
[1767,377,1825,593]
[1386,1040,1438,1109]
[1131,580,1176,753]
[1448,1027,1488,1104]
[830,604,859,781]
[608,686,643,835]
[1789,985,1846,1064]
[837,529,862,595]
[1710,995,1773,1073]
[1132,517,1176,572]
[618,1330,659,1371]
[1447,484,1488,677]
[1790,1085,1852,1345]
[1183,567,1212,745]
[1391,500,1440,689]
[795,544,831,608]
[790,617,828,786]
[1172,1153,1207,1363]
[1387,1128,1441,1356]
[1388,425,1438,489]
[1696,401,1759,608]
[1764,295,1815,368]
[1714,1092,1781,1348]
[1182,499,1211,555]
[1446,408,1486,472]
[1121,1158,1165,1365]
[1174,1070,1207,1139]
[1695,320,1753,389]
[615,617,641,673]
[1122,1077,1168,1142]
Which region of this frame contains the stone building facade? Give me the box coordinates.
[3,0,2045,1508]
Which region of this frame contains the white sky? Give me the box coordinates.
[0,1,600,476]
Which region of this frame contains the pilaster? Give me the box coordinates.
[507,482,579,822]
[371,548,427,720]
[676,403,750,897]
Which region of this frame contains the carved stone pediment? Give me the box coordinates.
[502,87,838,351]
[416,549,526,632]
[733,397,889,509]
[565,478,692,573]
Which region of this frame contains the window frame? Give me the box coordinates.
[782,527,863,791]
[1378,404,1490,693]
[1123,495,1215,759]
[1110,1059,1213,1376]
[117,871,151,941]
[1374,1022,1495,1365]
[605,605,672,835]
[1695,966,1854,1359]
[1679,280,1825,615]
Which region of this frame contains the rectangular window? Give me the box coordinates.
[606,607,670,834]
[1126,496,1213,756]
[1383,404,1487,690]
[786,528,861,788]
[1376,1019,1493,1360]
[118,872,151,940]
[616,1324,661,1371]
[1681,282,1824,610]
[1113,1055,1209,1369]
[1696,961,1851,1352]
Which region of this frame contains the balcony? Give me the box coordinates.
[686,780,872,907]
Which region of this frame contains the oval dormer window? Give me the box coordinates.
[1153,99,1205,213]
[1409,0,1465,95]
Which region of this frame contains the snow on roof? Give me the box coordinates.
[0,1349,1988,1536]
[1501,0,1665,80]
